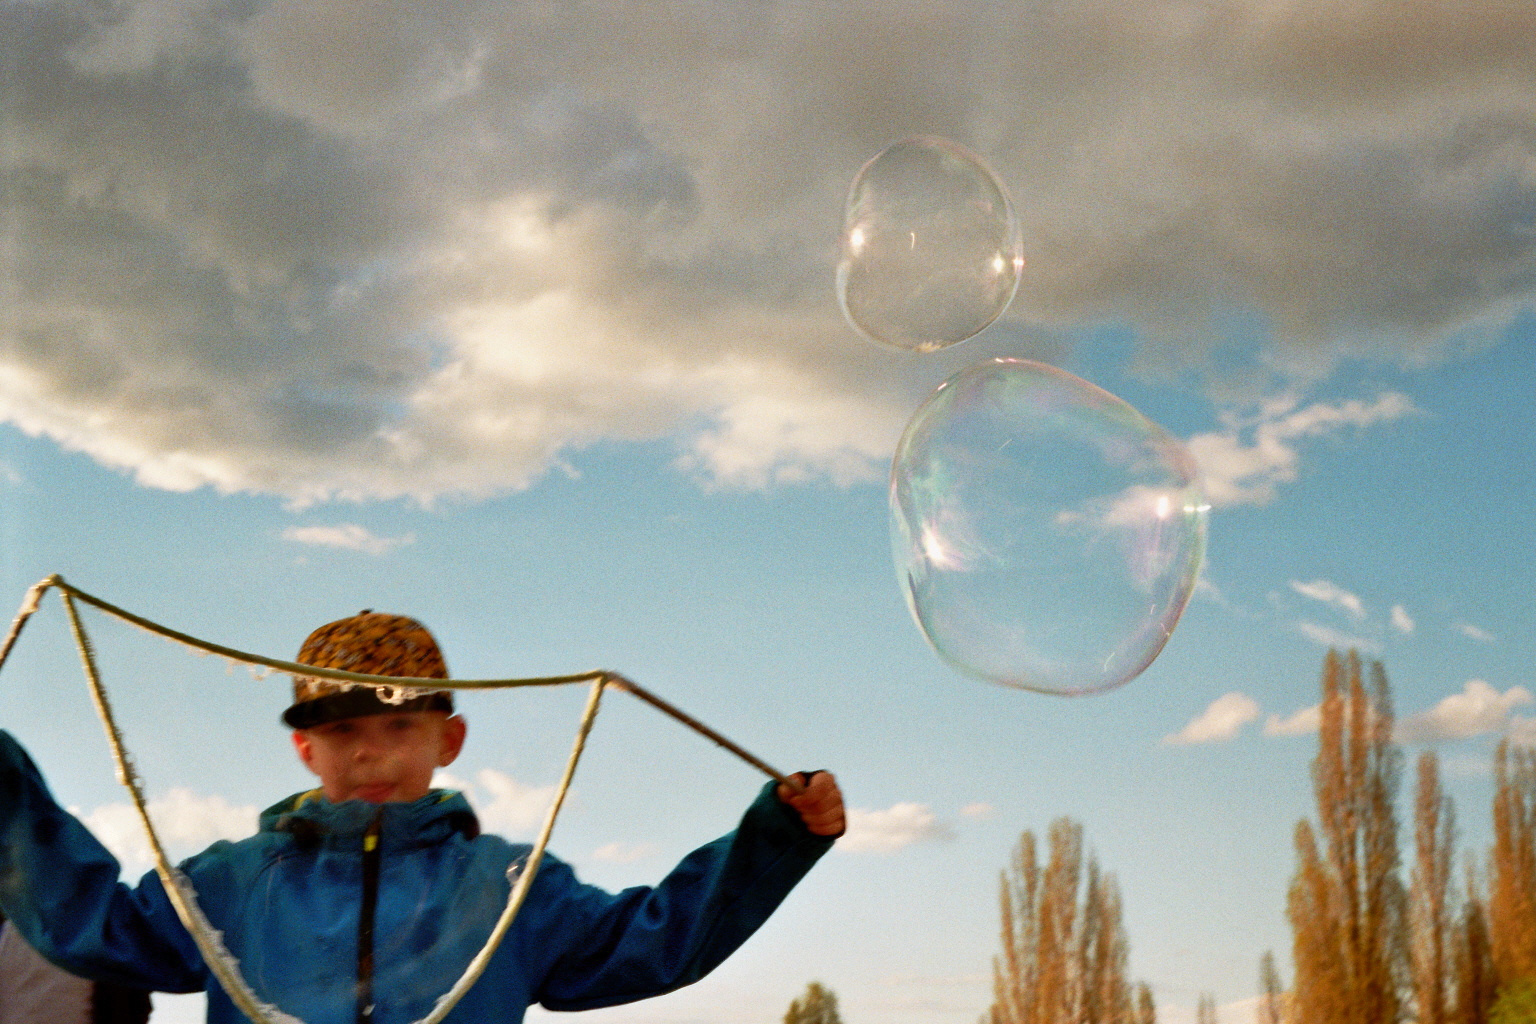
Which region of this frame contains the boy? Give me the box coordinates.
[0,611,845,1024]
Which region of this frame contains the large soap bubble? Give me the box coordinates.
[890,358,1207,695]
[838,136,1024,352]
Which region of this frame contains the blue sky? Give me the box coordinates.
[2,3,1535,1024]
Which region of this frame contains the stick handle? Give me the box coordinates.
[602,673,806,794]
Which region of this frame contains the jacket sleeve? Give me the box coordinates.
[0,731,206,992]
[529,779,834,1011]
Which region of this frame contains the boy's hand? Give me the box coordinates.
[777,771,845,838]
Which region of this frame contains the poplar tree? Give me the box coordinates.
[1488,741,1536,988]
[1257,950,1284,1024]
[1132,982,1156,1024]
[785,982,843,1024]
[1196,992,1217,1024]
[987,818,1138,1024]
[1450,872,1495,1024]
[1412,751,1457,1024]
[1286,649,1407,1024]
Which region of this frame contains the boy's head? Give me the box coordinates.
[285,611,466,804]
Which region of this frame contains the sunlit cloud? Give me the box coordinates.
[1187,393,1418,509]
[1290,579,1367,620]
[432,767,554,837]
[840,803,956,854]
[1164,692,1260,745]
[1396,681,1535,744]
[1391,605,1416,634]
[1264,704,1321,737]
[78,789,258,877]
[281,523,415,555]
[2,0,1528,504]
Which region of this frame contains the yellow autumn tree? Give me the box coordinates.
[1257,950,1286,1024]
[785,981,844,1024]
[1132,983,1156,1024]
[1489,741,1536,991]
[986,818,1142,1024]
[1286,650,1407,1024]
[1412,751,1457,1024]
[1450,869,1495,1024]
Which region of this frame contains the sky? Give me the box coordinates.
[1,2,1534,1023]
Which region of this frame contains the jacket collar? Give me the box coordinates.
[260,789,480,849]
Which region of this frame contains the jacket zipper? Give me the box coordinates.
[357,810,382,1024]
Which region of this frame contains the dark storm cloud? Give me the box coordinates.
[2,0,1532,501]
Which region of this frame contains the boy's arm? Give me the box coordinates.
[0,731,206,992]
[530,775,839,1011]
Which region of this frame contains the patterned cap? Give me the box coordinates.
[282,611,454,729]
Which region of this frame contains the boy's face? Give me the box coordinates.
[292,710,467,804]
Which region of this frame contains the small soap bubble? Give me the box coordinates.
[890,358,1207,695]
[838,136,1024,352]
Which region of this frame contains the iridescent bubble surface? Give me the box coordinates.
[838,136,1023,352]
[890,358,1207,695]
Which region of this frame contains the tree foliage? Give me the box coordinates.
[1286,650,1406,1024]
[785,981,844,1024]
[1412,751,1458,1024]
[1132,982,1156,1024]
[986,818,1142,1024]
[1257,950,1284,1024]
[1489,741,1536,989]
[1451,878,1496,1024]
[1279,651,1536,1024]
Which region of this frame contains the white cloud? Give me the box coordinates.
[959,802,994,819]
[281,523,415,555]
[432,767,555,837]
[1187,393,1418,508]
[1396,680,1535,744]
[472,768,556,836]
[1163,692,1260,745]
[1296,621,1383,654]
[840,803,956,854]
[1265,704,1321,737]
[591,842,660,864]
[1391,605,1415,634]
[1455,622,1498,644]
[1290,579,1367,620]
[431,770,471,790]
[1508,717,1536,749]
[2,0,1530,504]
[78,789,258,877]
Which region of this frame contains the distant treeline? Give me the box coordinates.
[783,649,1536,1024]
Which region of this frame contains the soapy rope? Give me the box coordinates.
[0,575,803,1024]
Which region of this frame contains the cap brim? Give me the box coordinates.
[282,688,454,729]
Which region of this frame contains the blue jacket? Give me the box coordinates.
[0,732,832,1024]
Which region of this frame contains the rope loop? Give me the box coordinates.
[0,575,797,1024]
